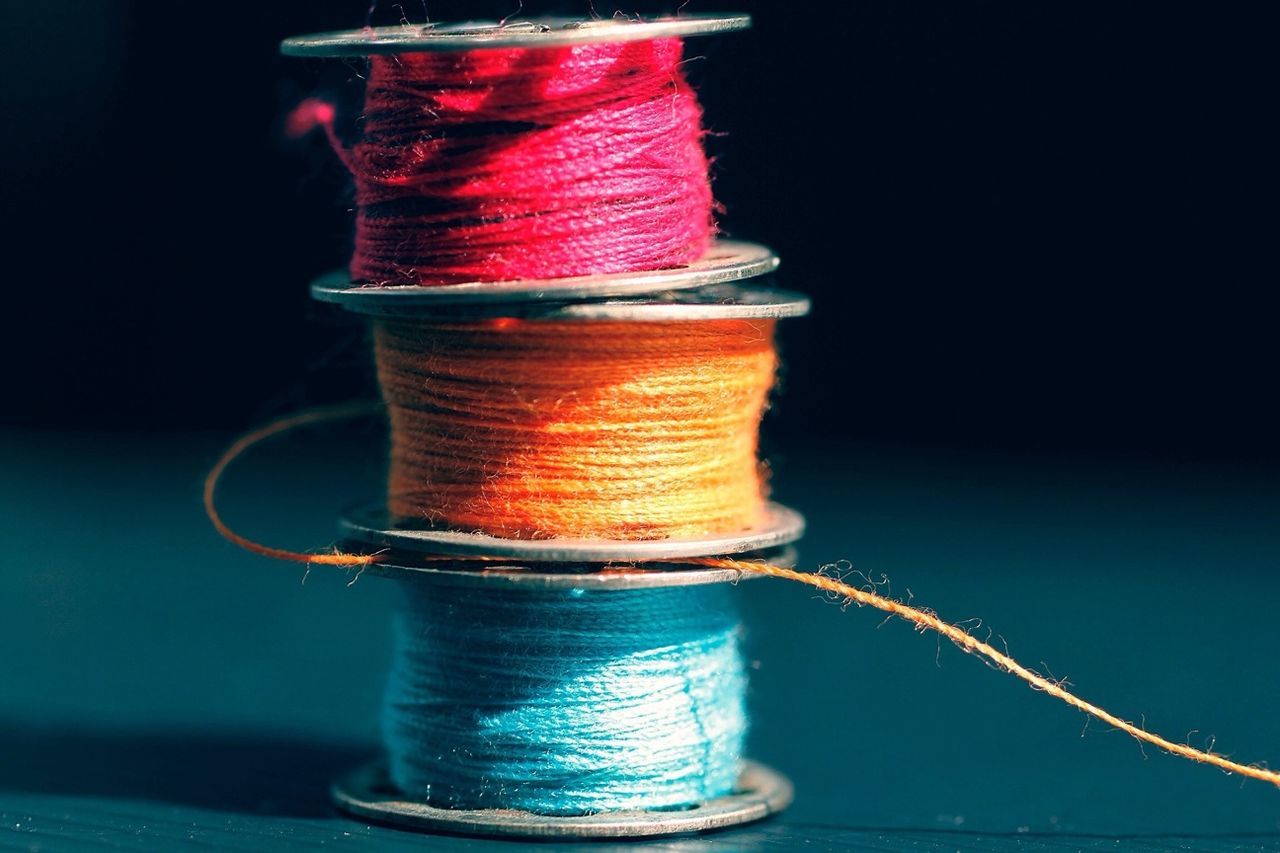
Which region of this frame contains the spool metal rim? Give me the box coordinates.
[282,14,751,58]
[309,240,780,310]
[331,758,792,839]
[339,501,804,563]
[314,280,810,321]
[351,545,797,590]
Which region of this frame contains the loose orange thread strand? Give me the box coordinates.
[204,404,1280,788]
[203,402,382,567]
[695,556,1280,788]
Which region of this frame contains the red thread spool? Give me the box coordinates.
[298,37,713,285]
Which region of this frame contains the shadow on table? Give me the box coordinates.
[0,720,372,818]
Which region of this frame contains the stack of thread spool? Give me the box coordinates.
[216,15,1280,831]
[280,15,810,839]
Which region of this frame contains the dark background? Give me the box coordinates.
[2,1,1276,462]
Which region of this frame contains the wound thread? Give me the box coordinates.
[384,581,747,814]
[375,317,777,539]
[303,38,713,284]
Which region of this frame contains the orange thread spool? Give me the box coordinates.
[375,317,778,540]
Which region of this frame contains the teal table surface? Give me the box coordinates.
[2,429,1278,851]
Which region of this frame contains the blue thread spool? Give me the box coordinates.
[329,557,795,838]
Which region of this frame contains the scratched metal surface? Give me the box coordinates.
[2,430,1278,851]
